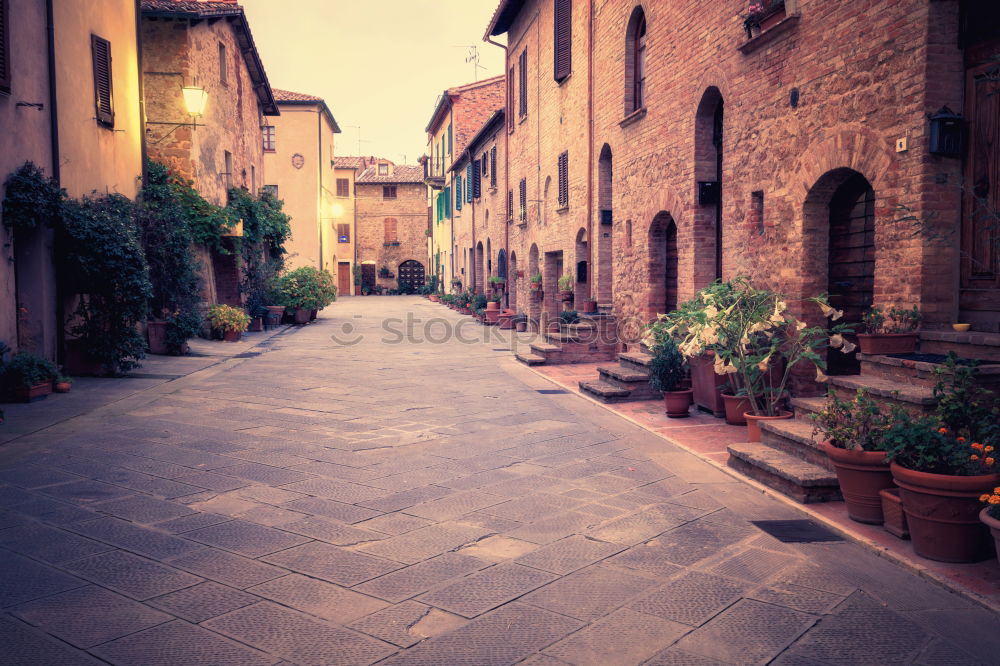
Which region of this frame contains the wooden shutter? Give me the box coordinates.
[91,35,114,127]
[455,176,462,211]
[518,49,528,117]
[558,152,569,207]
[519,178,527,220]
[482,154,488,177]
[507,189,513,220]
[553,0,572,82]
[466,165,473,202]
[384,218,398,243]
[338,224,350,242]
[336,178,350,197]
[472,160,481,199]
[491,147,497,187]
[0,0,10,93]
[507,66,515,130]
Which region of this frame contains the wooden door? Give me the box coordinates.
[398,260,425,290]
[960,58,1000,322]
[338,263,351,295]
[664,221,679,314]
[361,264,376,293]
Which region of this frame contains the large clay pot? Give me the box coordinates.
[689,354,727,417]
[823,443,894,524]
[223,329,242,343]
[248,317,263,332]
[560,290,574,302]
[582,300,598,314]
[980,508,1000,566]
[664,389,694,418]
[293,308,311,324]
[744,410,793,442]
[12,382,52,403]
[146,320,169,355]
[890,463,1000,563]
[266,306,285,329]
[309,309,318,321]
[856,333,918,355]
[722,393,752,426]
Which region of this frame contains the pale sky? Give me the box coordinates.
[240,0,506,166]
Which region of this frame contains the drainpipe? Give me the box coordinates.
[484,32,507,307]
[317,109,323,271]
[136,0,147,190]
[586,0,594,307]
[45,0,64,364]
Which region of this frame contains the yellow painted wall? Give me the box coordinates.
[333,165,357,295]
[53,0,142,199]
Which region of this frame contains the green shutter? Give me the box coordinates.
[456,176,463,211]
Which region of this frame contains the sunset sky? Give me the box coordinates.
[240,0,506,167]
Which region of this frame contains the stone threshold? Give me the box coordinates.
[526,361,1000,616]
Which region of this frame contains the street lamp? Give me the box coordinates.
[181,85,208,119]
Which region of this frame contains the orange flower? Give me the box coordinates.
[957,437,966,443]
[986,446,995,453]
[982,494,992,502]
[972,443,984,451]
[971,454,980,461]
[986,457,996,466]
[938,427,948,434]
[991,497,1000,505]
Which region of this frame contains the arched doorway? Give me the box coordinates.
[648,212,679,320]
[509,251,518,310]
[597,144,613,305]
[695,88,724,284]
[528,244,541,329]
[475,242,484,293]
[398,260,425,293]
[575,228,589,307]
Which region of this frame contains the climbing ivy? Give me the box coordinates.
[226,187,292,318]
[1,162,65,231]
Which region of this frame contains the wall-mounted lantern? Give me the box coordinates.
[181,85,209,119]
[928,106,965,157]
[698,181,720,205]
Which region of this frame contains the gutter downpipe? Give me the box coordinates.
[46,0,63,364]
[587,0,594,308]
[484,32,507,307]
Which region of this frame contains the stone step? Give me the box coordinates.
[860,352,1000,390]
[919,329,1000,363]
[515,353,547,366]
[531,342,561,355]
[727,443,842,504]
[758,418,832,471]
[827,375,935,413]
[597,365,650,384]
[619,351,653,372]
[579,380,633,403]
[597,366,660,400]
[789,396,826,417]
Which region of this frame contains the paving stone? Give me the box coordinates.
[235,485,309,505]
[228,449,312,468]
[346,600,433,648]
[358,485,453,513]
[506,510,602,545]
[514,534,624,574]
[90,468,205,499]
[417,562,556,617]
[708,547,799,583]
[378,602,582,666]
[354,552,488,603]
[217,462,312,486]
[571,473,640,494]
[544,607,689,666]
[262,541,402,586]
[0,613,102,665]
[357,522,493,565]
[461,512,525,533]
[0,550,87,607]
[748,582,846,614]
[364,468,458,492]
[11,585,171,648]
[574,502,629,519]
[90,495,195,523]
[235,504,308,526]
[0,523,114,564]
[62,550,202,600]
[173,471,250,492]
[203,601,396,666]
[479,493,581,522]
[0,508,27,529]
[632,518,758,567]
[169,549,286,589]
[644,646,731,665]
[912,638,989,666]
[281,478,389,503]
[148,582,260,623]
[628,572,751,627]
[154,512,233,534]
[117,457,195,479]
[38,480,135,504]
[66,518,204,560]
[247,573,387,623]
[91,619,275,665]
[184,519,310,557]
[517,656,572,666]
[403,490,507,522]
[356,512,434,535]
[281,496,382,524]
[606,542,687,579]
[438,469,521,491]
[290,460,383,483]
[279,516,386,545]
[522,565,654,621]
[479,475,573,498]
[585,503,705,545]
[674,599,815,664]
[0,465,84,489]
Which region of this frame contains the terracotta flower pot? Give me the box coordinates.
[890,462,1000,562]
[13,382,52,403]
[722,393,752,426]
[744,410,793,442]
[429,295,440,302]
[498,312,514,329]
[823,442,894,524]
[980,508,1000,566]
[266,306,285,329]
[223,329,242,343]
[560,290,574,302]
[515,322,527,332]
[293,308,311,324]
[664,389,694,418]
[582,300,598,313]
[690,354,727,417]
[856,333,918,355]
[880,488,909,539]
[146,320,169,355]
[54,382,72,393]
[248,317,263,332]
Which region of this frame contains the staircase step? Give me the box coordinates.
[619,351,654,371]
[516,353,546,366]
[597,365,650,384]
[531,342,561,354]
[759,419,832,470]
[789,396,826,416]
[827,375,935,409]
[579,380,633,403]
[727,443,842,504]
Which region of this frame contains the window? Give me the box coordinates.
[518,49,528,118]
[262,125,276,152]
[219,42,228,86]
[507,65,515,130]
[491,147,497,187]
[507,189,513,221]
[448,123,453,155]
[383,185,397,199]
[384,218,398,243]
[223,151,233,190]
[751,191,765,235]
[553,0,572,82]
[635,18,646,109]
[455,175,463,211]
[482,154,488,177]
[91,35,114,127]
[558,151,569,208]
[378,163,389,176]
[263,184,278,197]
[251,165,256,195]
[519,178,527,221]
[0,0,10,94]
[625,8,646,114]
[472,160,481,199]
[336,178,350,197]
[338,223,350,243]
[443,186,451,219]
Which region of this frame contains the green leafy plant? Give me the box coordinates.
[206,304,251,333]
[0,351,58,389]
[472,293,488,311]
[648,336,686,393]
[559,310,579,325]
[379,266,393,278]
[811,389,890,451]
[169,175,234,252]
[862,306,922,334]
[353,264,362,286]
[488,275,505,285]
[530,272,542,285]
[2,162,65,231]
[558,273,574,291]
[277,267,337,310]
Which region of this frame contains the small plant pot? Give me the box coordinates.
[497,313,514,329]
[952,323,971,332]
[721,393,752,426]
[822,442,894,524]
[248,317,264,332]
[222,329,242,343]
[429,295,440,302]
[515,322,527,332]
[979,508,1000,566]
[485,308,501,324]
[266,306,285,329]
[54,382,72,393]
[530,282,542,291]
[880,488,909,539]
[559,290,574,302]
[744,410,793,442]
[856,333,918,355]
[890,463,1000,563]
[664,389,694,418]
[146,320,169,355]
[293,308,311,325]
[309,309,318,321]
[13,382,52,403]
[582,300,598,313]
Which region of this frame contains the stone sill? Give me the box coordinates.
[619,107,647,128]
[556,206,569,214]
[921,329,1000,348]
[738,13,800,55]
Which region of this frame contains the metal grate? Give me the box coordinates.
[750,520,844,543]
[536,389,569,394]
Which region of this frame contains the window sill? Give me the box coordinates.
[556,205,569,214]
[738,13,800,54]
[556,72,572,87]
[263,149,276,154]
[489,187,498,194]
[619,107,647,128]
[519,114,528,125]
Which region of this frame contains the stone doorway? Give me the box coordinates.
[648,212,678,322]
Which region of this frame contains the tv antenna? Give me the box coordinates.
[453,45,487,81]
[342,125,371,157]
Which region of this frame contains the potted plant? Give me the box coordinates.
[980,488,1000,567]
[379,266,394,279]
[513,313,528,332]
[0,351,58,402]
[883,354,1000,562]
[812,389,894,524]
[857,305,921,355]
[488,275,505,292]
[744,0,786,39]
[559,310,579,326]
[207,304,251,342]
[278,267,337,323]
[530,272,543,291]
[581,298,598,314]
[54,375,73,393]
[486,294,502,324]
[558,273,574,302]
[648,336,692,418]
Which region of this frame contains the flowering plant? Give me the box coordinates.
[981,487,1000,520]
[558,273,574,291]
[206,304,251,333]
[643,277,854,417]
[811,389,890,452]
[862,305,922,335]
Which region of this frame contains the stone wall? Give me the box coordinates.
[356,182,428,289]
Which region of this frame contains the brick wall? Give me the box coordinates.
[356,182,428,289]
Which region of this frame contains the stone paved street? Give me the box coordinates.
[0,296,997,665]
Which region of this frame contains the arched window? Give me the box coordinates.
[625,7,647,115]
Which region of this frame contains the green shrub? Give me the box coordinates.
[278,267,337,310]
[207,304,251,333]
[2,162,65,231]
[0,352,58,389]
[559,310,579,325]
[648,337,686,393]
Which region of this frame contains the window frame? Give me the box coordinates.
[382,185,397,200]
[518,49,528,118]
[91,34,114,128]
[336,178,350,198]
[518,178,527,222]
[262,125,276,152]
[219,41,228,86]
[553,0,572,82]
[337,223,350,243]
[558,151,569,208]
[491,147,497,188]
[634,16,646,111]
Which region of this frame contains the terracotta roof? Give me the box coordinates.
[272,88,341,132]
[334,156,371,171]
[356,164,424,184]
[485,0,526,37]
[424,74,505,134]
[140,0,278,115]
